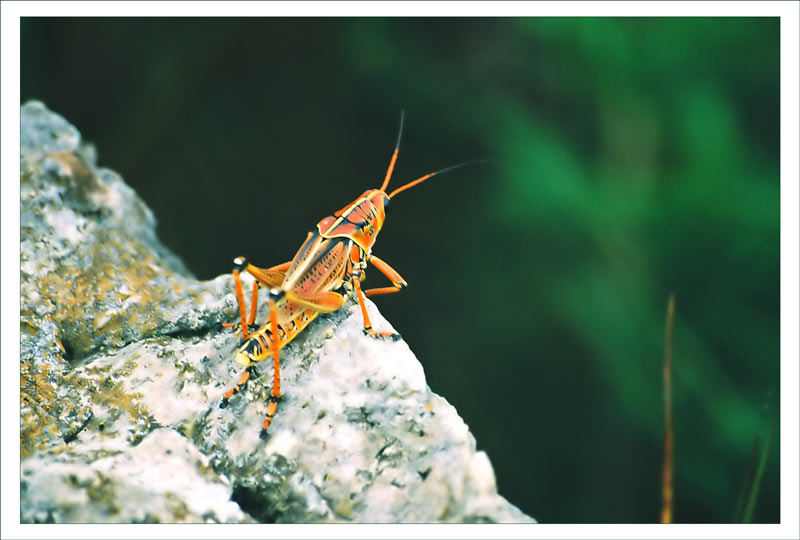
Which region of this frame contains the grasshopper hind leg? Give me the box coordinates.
[259,293,284,440]
[220,366,253,409]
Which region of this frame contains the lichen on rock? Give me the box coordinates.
[19,101,535,524]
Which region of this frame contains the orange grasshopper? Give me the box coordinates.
[220,114,472,439]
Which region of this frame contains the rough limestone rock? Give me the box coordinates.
[19,101,535,524]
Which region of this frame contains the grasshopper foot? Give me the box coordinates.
[363,327,402,341]
[259,395,282,441]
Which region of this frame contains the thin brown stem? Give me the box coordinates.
[660,293,676,524]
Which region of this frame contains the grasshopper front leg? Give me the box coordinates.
[353,274,402,341]
[363,255,407,298]
[353,255,407,340]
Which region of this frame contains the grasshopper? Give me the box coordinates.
[221,113,471,439]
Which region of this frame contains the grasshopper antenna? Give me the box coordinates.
[388,159,486,199]
[380,110,405,192]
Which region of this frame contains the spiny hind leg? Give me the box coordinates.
[221,275,260,337]
[353,275,402,341]
[220,365,253,409]
[260,292,283,440]
[223,257,290,338]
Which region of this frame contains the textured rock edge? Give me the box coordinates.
[18,101,536,524]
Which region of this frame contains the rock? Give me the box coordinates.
[21,429,249,523]
[19,101,536,524]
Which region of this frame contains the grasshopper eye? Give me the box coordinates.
[383,195,390,209]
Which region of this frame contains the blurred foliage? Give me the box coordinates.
[21,17,779,523]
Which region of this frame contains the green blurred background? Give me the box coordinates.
[21,17,780,523]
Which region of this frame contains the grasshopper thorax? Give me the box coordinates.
[316,189,390,251]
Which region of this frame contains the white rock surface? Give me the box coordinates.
[21,429,248,523]
[19,101,536,524]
